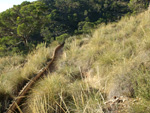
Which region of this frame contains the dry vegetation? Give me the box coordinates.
[0,42,58,111]
[1,10,150,112]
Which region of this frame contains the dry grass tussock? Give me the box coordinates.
[0,42,58,111]
[25,73,104,113]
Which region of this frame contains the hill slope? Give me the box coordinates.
[1,10,150,112]
[23,9,150,113]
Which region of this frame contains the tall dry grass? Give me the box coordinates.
[25,10,150,112]
[0,42,58,111]
[35,10,150,112]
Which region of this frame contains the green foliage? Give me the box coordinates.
[40,27,54,43]
[0,0,149,56]
[56,33,70,44]
[0,36,20,56]
[128,0,149,13]
[77,21,95,34]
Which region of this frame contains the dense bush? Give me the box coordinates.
[129,0,149,13]
[56,33,70,44]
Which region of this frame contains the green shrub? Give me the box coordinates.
[128,0,149,13]
[56,33,70,44]
[77,21,95,34]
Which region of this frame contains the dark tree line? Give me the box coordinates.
[0,0,149,56]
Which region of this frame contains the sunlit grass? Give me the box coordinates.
[0,42,58,111]
[53,10,150,112]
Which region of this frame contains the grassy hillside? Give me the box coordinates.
[0,42,58,111]
[1,10,150,112]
